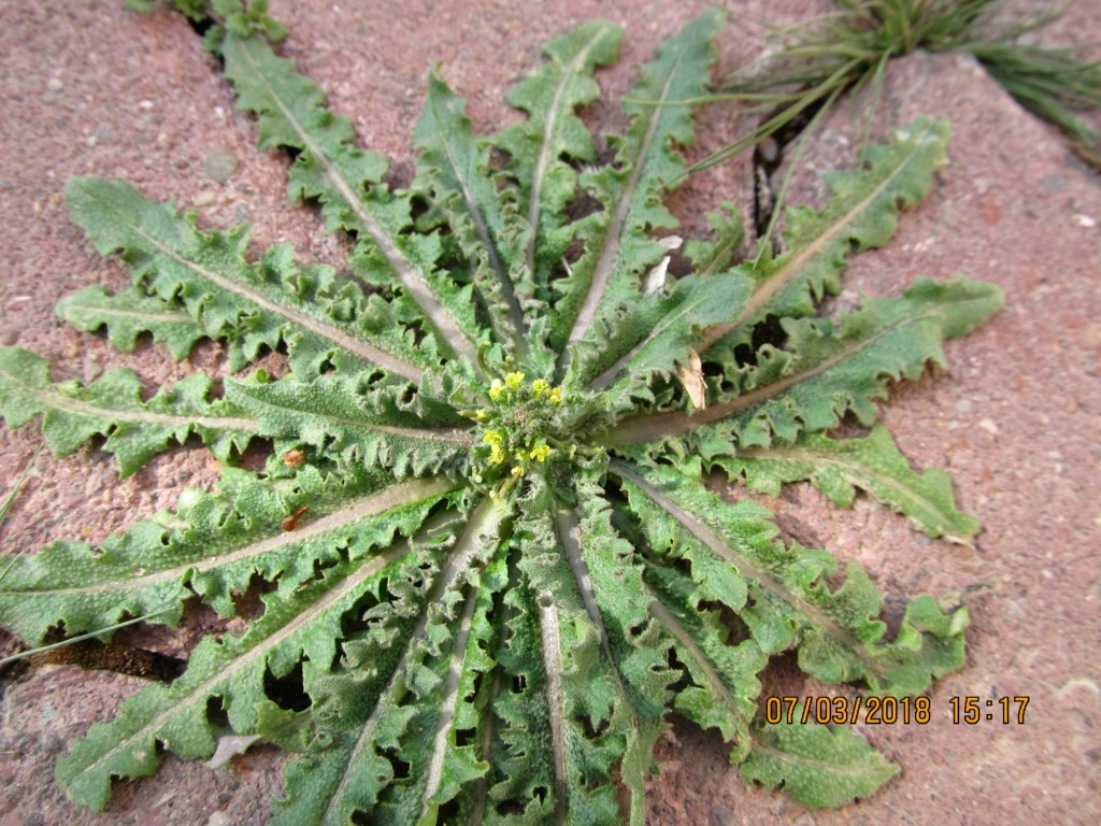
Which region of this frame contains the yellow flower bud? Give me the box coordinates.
[529,444,552,462]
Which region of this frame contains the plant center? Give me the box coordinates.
[462,371,580,495]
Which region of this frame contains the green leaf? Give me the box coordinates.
[269,496,505,825]
[0,347,255,476]
[57,285,206,360]
[217,32,484,371]
[0,465,455,644]
[700,117,954,356]
[613,460,968,696]
[495,21,622,360]
[228,372,473,478]
[65,177,433,381]
[552,11,724,364]
[413,72,529,359]
[610,276,1003,450]
[579,271,753,406]
[716,425,980,541]
[741,710,900,808]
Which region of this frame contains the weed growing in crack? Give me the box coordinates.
[0,2,1002,822]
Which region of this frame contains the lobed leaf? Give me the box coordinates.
[699,117,954,357]
[0,346,255,477]
[65,177,433,381]
[0,464,455,645]
[610,276,1003,450]
[613,460,968,697]
[228,371,473,478]
[495,21,622,355]
[716,424,980,541]
[413,72,530,359]
[217,32,485,371]
[57,284,206,361]
[552,11,723,366]
[741,709,900,808]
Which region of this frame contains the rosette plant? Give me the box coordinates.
[0,3,1001,823]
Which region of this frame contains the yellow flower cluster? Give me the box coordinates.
[468,372,564,491]
[481,429,553,472]
[487,372,563,405]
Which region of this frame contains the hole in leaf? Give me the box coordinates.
[564,185,604,224]
[826,410,873,441]
[403,319,427,347]
[512,675,527,694]
[533,785,548,803]
[232,437,274,472]
[755,648,807,703]
[339,573,388,650]
[455,727,477,747]
[732,313,786,368]
[697,599,751,646]
[495,799,527,816]
[580,715,610,738]
[263,659,311,712]
[205,696,230,728]
[436,799,461,821]
[665,646,691,692]
[380,747,411,780]
[355,369,388,392]
[231,572,278,622]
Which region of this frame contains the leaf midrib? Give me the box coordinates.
[737,443,952,532]
[563,51,686,358]
[608,310,941,445]
[0,366,257,434]
[424,90,527,355]
[613,462,883,677]
[524,27,615,280]
[233,382,474,446]
[67,540,412,791]
[319,497,502,825]
[698,122,936,352]
[12,478,455,596]
[231,36,481,372]
[590,286,720,391]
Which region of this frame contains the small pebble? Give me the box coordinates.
[204,147,240,183]
[977,418,998,435]
[1073,214,1096,228]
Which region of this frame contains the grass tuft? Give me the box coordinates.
[693,0,1101,175]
